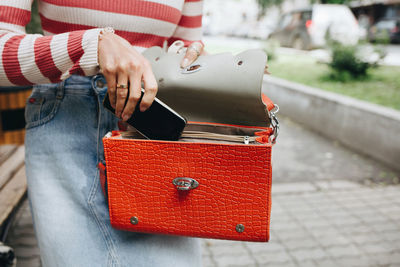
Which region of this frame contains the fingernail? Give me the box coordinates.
[122,115,129,121]
[181,58,189,68]
[140,106,146,112]
[116,112,121,118]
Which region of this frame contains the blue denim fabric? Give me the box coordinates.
[24,75,202,267]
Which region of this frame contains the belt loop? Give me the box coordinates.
[56,79,66,100]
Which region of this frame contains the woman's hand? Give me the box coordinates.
[98,32,205,122]
[98,31,158,121]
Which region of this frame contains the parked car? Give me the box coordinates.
[269,4,359,50]
[368,18,400,43]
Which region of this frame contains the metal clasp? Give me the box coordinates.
[172,177,199,191]
[269,104,280,144]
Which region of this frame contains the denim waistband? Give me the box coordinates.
[32,74,107,97]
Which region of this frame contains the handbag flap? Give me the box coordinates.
[142,47,269,126]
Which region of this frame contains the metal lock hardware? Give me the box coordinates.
[172,177,199,191]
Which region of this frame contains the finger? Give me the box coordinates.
[181,42,203,68]
[140,67,158,112]
[115,73,129,118]
[121,71,142,121]
[102,65,117,109]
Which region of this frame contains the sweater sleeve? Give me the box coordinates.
[0,0,101,86]
[168,0,203,47]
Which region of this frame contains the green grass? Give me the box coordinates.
[267,54,400,111]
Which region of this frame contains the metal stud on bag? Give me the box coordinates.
[130,216,139,225]
[236,224,245,233]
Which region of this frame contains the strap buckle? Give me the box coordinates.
[269,105,280,144]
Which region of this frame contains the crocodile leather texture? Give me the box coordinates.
[103,134,272,242]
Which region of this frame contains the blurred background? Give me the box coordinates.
[201,0,400,111]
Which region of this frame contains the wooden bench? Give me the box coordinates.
[0,145,27,266]
[0,144,26,240]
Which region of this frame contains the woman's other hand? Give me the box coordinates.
[180,41,205,69]
[98,31,158,121]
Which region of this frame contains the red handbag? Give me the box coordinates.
[99,48,279,242]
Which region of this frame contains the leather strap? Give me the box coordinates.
[261,93,275,112]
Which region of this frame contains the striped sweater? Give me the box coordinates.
[0,0,203,86]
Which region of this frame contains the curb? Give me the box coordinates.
[263,75,400,172]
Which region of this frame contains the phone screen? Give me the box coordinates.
[103,91,187,141]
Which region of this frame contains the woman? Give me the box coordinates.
[0,0,204,266]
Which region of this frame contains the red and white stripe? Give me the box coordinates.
[0,0,203,86]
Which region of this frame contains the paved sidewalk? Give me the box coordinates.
[7,181,400,267]
[203,182,400,267]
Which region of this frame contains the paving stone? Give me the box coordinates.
[253,250,292,265]
[335,256,376,267]
[270,214,292,222]
[387,212,400,221]
[381,231,400,242]
[212,244,248,256]
[308,228,342,239]
[378,206,400,215]
[325,244,362,258]
[274,229,310,242]
[294,211,321,221]
[330,216,362,227]
[272,182,317,194]
[315,180,359,190]
[317,234,353,247]
[388,252,400,264]
[213,254,257,267]
[270,219,301,231]
[207,240,243,247]
[362,214,393,224]
[244,242,285,254]
[351,233,385,245]
[370,222,400,233]
[351,210,377,219]
[201,245,211,256]
[341,224,373,235]
[284,239,319,250]
[362,243,394,254]
[202,255,217,267]
[371,253,400,266]
[313,258,339,267]
[296,260,319,267]
[290,248,327,262]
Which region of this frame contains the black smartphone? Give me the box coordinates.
[103,90,187,141]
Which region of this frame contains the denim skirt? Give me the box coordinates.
[24,74,202,267]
